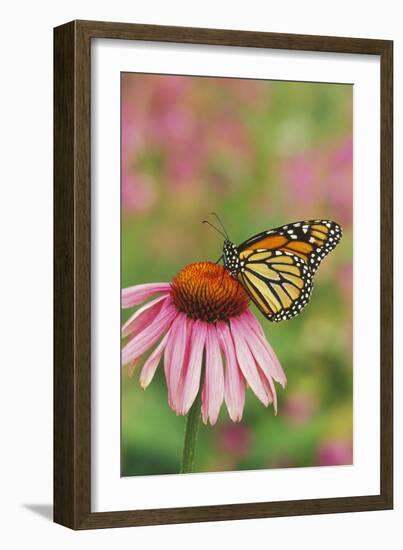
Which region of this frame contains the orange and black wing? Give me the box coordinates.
[238,220,342,274]
[237,249,313,322]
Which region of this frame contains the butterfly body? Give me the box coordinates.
[222,219,342,322]
[223,240,242,276]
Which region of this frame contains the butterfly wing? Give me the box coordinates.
[238,219,342,274]
[237,249,313,322]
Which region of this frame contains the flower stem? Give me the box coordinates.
[180,389,202,474]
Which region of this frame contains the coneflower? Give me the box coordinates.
[122,261,286,471]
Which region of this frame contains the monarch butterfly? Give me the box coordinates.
[204,214,343,322]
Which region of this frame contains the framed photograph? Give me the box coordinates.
[54,20,393,529]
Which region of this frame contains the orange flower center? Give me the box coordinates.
[171,262,250,323]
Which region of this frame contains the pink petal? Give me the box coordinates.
[122,282,171,308]
[179,320,207,415]
[244,310,287,387]
[122,295,167,338]
[139,331,169,389]
[258,370,277,414]
[122,303,177,366]
[202,325,224,425]
[236,315,278,412]
[171,323,193,415]
[163,313,188,410]
[217,322,245,422]
[230,317,270,406]
[127,356,141,378]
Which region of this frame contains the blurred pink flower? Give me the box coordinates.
[121,95,155,212]
[284,391,318,425]
[316,439,353,466]
[122,262,286,424]
[282,154,318,207]
[165,137,205,189]
[218,424,252,457]
[282,137,353,225]
[210,114,252,157]
[121,173,156,213]
[146,77,198,149]
[331,137,353,168]
[150,75,189,106]
[327,138,353,225]
[121,73,258,202]
[121,104,143,158]
[150,106,197,146]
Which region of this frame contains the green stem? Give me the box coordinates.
[180,389,202,473]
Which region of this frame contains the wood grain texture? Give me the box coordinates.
[54,20,393,530]
[74,19,391,54]
[54,21,91,528]
[379,40,393,506]
[54,21,76,527]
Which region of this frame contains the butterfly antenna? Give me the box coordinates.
[201,220,227,239]
[211,212,229,240]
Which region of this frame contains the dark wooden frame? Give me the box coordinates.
[54,20,393,530]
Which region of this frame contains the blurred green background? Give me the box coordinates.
[121,74,353,476]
